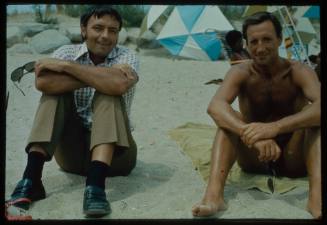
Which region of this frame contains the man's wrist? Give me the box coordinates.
[273,121,282,134]
[62,60,72,74]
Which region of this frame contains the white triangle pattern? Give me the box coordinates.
[191,6,233,33]
[179,36,210,60]
[295,17,316,34]
[147,5,169,29]
[157,7,189,40]
[293,6,310,19]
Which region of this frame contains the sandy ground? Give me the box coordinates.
[5,48,314,220]
[5,13,314,220]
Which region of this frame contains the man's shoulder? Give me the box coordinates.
[288,59,307,70]
[56,43,84,52]
[116,45,137,56]
[52,43,84,58]
[231,60,252,73]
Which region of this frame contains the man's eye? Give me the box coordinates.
[109,29,119,34]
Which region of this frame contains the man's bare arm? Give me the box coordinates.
[207,65,248,135]
[35,58,138,95]
[276,63,321,131]
[35,70,86,94]
[241,63,321,146]
[62,61,138,95]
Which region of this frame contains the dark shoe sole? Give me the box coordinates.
[7,198,31,211]
[9,192,46,210]
[83,208,111,218]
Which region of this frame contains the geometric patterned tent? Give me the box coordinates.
[157,5,233,61]
[139,5,169,37]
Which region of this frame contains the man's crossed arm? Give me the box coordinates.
[34,58,138,95]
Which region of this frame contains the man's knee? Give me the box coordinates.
[93,92,121,106]
[305,127,320,142]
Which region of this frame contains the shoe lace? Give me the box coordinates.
[85,190,106,202]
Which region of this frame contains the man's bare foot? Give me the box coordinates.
[307,199,322,219]
[306,180,322,219]
[192,199,227,217]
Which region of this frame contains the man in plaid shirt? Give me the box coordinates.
[8,6,139,217]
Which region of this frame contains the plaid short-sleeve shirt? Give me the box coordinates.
[51,43,139,130]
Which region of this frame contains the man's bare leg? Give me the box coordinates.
[282,129,321,219]
[192,128,237,217]
[304,128,321,219]
[91,143,115,165]
[29,144,48,157]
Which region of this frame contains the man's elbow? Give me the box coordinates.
[103,80,131,96]
[35,77,47,92]
[207,102,220,119]
[35,77,57,94]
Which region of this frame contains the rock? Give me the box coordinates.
[7,43,37,55]
[7,26,24,48]
[118,27,128,45]
[137,30,161,49]
[126,27,141,45]
[29,29,71,54]
[19,22,58,37]
[59,25,82,43]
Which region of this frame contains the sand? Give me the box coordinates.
[5,49,313,220]
[5,14,314,220]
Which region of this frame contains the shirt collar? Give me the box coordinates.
[73,42,120,61]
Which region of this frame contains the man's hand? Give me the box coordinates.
[112,64,137,82]
[35,58,69,76]
[252,139,281,162]
[241,122,280,147]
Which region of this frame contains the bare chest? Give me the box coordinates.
[243,73,299,105]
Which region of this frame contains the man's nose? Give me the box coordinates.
[256,41,266,53]
[100,29,110,39]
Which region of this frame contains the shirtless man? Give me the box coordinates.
[192,12,321,219]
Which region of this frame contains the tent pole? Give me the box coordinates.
[276,6,300,62]
[278,6,312,67]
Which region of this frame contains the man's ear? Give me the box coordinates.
[278,37,282,46]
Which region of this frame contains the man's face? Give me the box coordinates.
[81,14,120,59]
[246,20,282,66]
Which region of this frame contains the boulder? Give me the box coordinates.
[59,24,82,43]
[126,27,141,45]
[7,26,24,48]
[7,43,37,55]
[118,27,128,45]
[29,29,71,54]
[137,30,161,49]
[19,23,58,37]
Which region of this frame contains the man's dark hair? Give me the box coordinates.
[80,6,122,30]
[308,55,318,64]
[225,30,243,47]
[242,11,282,43]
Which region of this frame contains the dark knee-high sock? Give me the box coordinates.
[86,160,110,190]
[22,151,46,183]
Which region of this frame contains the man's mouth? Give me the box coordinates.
[257,55,267,59]
[97,43,111,47]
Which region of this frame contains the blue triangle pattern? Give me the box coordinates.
[191,32,221,60]
[158,35,189,56]
[177,5,205,33]
[304,6,320,19]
